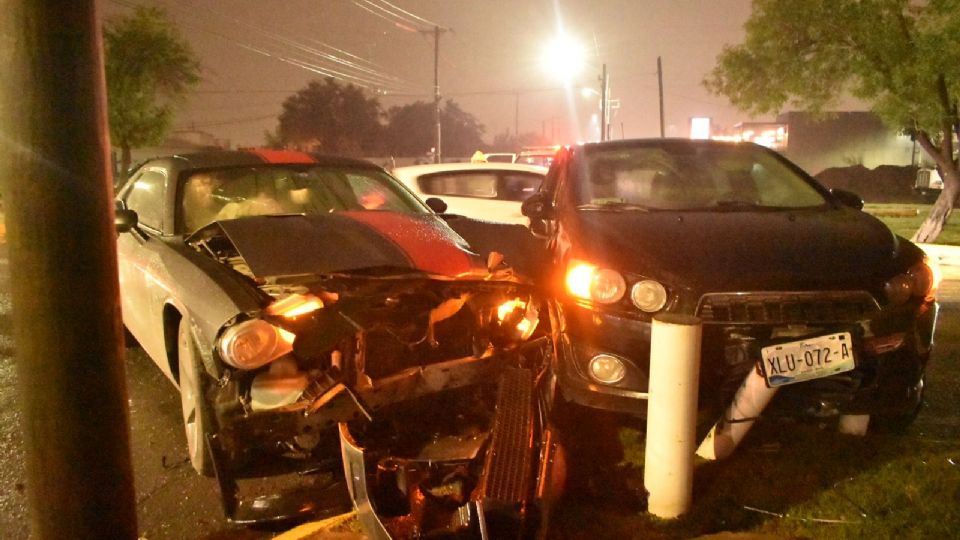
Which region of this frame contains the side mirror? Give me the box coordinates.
[521,192,554,219]
[115,208,138,233]
[425,197,448,214]
[830,188,864,210]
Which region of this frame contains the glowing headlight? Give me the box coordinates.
[884,258,940,305]
[496,298,540,341]
[565,260,626,304]
[588,354,627,384]
[630,280,668,312]
[266,293,324,319]
[218,319,293,370]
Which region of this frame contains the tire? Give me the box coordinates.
[872,375,925,434]
[177,317,215,476]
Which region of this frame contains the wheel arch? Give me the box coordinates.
[163,304,184,385]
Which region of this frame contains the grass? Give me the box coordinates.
[552,416,960,540]
[864,203,960,245]
[549,302,960,539]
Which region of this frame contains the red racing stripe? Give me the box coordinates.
[243,148,316,163]
[344,211,479,277]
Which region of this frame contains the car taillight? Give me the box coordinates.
[884,258,940,305]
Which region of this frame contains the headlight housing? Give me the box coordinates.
[218,319,293,370]
[565,260,626,304]
[630,280,668,312]
[884,258,940,305]
[588,354,627,384]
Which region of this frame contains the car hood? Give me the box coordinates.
[569,206,905,291]
[200,211,485,279]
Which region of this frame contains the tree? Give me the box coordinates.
[383,100,486,158]
[273,78,383,156]
[705,0,960,242]
[105,6,200,175]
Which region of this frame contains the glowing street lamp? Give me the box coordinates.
[540,33,586,84]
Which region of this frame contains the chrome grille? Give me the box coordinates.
[696,291,879,324]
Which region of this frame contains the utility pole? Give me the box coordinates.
[600,63,609,142]
[431,26,447,163]
[515,91,520,145]
[658,56,665,138]
[1,0,137,538]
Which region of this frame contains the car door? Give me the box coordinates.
[117,165,177,376]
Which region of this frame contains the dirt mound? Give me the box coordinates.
[814,165,918,204]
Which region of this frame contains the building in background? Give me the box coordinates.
[774,111,913,174]
[706,111,914,175]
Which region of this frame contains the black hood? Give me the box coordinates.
[567,206,910,292]
[193,211,485,279]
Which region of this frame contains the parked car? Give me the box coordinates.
[515,145,561,168]
[914,166,944,202]
[115,148,562,532]
[484,152,517,163]
[521,139,939,430]
[392,161,547,225]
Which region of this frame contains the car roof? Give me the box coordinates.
[576,137,756,152]
[146,148,382,172]
[392,162,548,180]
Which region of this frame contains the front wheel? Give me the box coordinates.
[178,317,215,476]
[872,375,925,434]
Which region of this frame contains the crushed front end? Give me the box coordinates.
[190,222,562,532]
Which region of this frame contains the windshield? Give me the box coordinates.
[574,143,827,211]
[180,165,428,232]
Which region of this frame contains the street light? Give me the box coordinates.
[540,33,586,84]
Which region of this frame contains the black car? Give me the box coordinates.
[115,149,562,533]
[521,139,938,429]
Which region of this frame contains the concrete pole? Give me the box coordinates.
[644,314,701,518]
[0,1,137,538]
[696,368,777,461]
[600,64,609,142]
[658,56,665,138]
[433,25,442,164]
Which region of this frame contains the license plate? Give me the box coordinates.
[760,332,855,387]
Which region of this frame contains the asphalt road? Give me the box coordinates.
[0,245,958,539]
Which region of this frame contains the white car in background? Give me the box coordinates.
[392,162,547,225]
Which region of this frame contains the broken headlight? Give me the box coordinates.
[496,297,540,341]
[218,319,294,370]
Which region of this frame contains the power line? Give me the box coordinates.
[109,0,421,93]
[352,1,418,32]
[174,0,418,91]
[375,0,441,29]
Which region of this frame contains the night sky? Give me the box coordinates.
[102,0,759,149]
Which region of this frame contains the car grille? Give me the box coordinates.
[696,291,880,324]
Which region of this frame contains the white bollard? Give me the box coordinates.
[696,366,778,461]
[837,414,870,436]
[644,314,702,519]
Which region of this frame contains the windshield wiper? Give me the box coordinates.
[576,202,650,212]
[711,199,763,210]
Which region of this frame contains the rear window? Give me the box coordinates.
[416,171,543,202]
